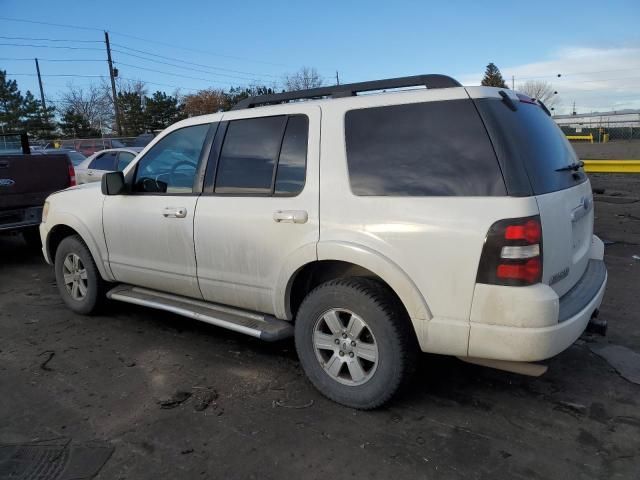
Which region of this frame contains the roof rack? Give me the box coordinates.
[231,74,461,110]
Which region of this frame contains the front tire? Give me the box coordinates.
[54,235,106,315]
[295,277,417,409]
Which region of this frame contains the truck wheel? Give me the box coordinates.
[22,227,41,249]
[54,235,106,315]
[295,277,417,409]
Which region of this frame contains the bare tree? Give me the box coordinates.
[283,67,323,92]
[60,83,113,133]
[518,80,558,107]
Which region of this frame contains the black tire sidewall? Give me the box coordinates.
[295,280,409,409]
[54,236,102,315]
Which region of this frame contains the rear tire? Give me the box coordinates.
[54,235,106,315]
[294,277,417,409]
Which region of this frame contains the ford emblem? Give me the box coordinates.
[0,178,15,187]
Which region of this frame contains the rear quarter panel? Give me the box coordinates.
[318,90,540,350]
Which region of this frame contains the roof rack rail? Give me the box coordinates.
[231,74,461,110]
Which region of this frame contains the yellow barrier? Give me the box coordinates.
[566,134,594,143]
[583,160,640,173]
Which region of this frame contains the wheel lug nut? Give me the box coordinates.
[351,341,356,347]
[342,333,347,339]
[334,339,340,345]
[349,352,354,358]
[339,351,344,356]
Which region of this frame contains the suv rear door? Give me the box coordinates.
[472,91,592,296]
[194,105,320,315]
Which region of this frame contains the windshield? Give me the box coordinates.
[475,98,587,195]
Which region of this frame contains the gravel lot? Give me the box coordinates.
[1,174,639,479]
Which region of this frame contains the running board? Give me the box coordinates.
[107,285,293,342]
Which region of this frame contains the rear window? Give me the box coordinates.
[344,100,506,196]
[474,99,587,195]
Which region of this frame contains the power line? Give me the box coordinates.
[0,57,104,62]
[113,62,269,87]
[111,43,280,78]
[0,42,103,51]
[111,49,277,83]
[0,35,101,43]
[7,72,107,78]
[0,15,304,70]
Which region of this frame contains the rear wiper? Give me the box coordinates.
[556,161,584,172]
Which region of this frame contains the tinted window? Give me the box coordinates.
[215,116,287,193]
[475,99,587,195]
[345,100,505,196]
[274,115,308,195]
[89,151,118,170]
[133,124,209,194]
[117,151,136,171]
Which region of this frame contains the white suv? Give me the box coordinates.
[40,75,607,409]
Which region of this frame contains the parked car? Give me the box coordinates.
[40,75,607,409]
[0,133,76,247]
[75,148,142,184]
[61,138,127,157]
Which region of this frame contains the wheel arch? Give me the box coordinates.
[45,216,113,282]
[279,241,432,324]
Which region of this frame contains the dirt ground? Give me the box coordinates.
[1,174,639,479]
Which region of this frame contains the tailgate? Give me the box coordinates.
[536,180,593,297]
[0,154,70,209]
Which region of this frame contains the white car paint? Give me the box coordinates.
[40,85,606,366]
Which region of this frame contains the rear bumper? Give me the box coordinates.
[0,206,42,232]
[468,259,607,362]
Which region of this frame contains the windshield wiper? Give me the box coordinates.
[556,161,584,172]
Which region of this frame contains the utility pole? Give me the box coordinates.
[104,31,122,135]
[511,75,515,90]
[34,58,47,110]
[336,71,340,86]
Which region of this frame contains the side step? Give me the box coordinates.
[106,285,293,342]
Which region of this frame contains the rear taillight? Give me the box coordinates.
[476,215,543,286]
[68,161,76,187]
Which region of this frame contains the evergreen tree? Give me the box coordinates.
[144,91,184,131]
[21,91,57,139]
[59,107,99,137]
[117,91,146,136]
[481,63,508,88]
[0,70,24,132]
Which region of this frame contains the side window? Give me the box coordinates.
[274,115,308,195]
[215,116,287,194]
[89,151,118,170]
[133,124,209,194]
[117,151,136,171]
[345,100,506,196]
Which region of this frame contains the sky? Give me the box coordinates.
[1,0,639,115]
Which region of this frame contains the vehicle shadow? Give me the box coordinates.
[0,232,45,267]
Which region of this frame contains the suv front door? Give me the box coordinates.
[194,106,320,315]
[102,123,213,298]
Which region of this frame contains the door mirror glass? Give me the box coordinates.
[101,171,126,195]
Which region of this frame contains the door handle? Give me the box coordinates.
[273,210,308,224]
[162,207,187,218]
[86,171,94,176]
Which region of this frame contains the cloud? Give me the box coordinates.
[458,46,640,114]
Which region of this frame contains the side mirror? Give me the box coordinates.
[101,171,126,195]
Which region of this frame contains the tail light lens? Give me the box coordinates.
[68,161,76,187]
[476,215,543,286]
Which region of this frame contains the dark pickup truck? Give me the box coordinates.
[0,133,75,247]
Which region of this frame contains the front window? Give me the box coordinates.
[133,124,209,194]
